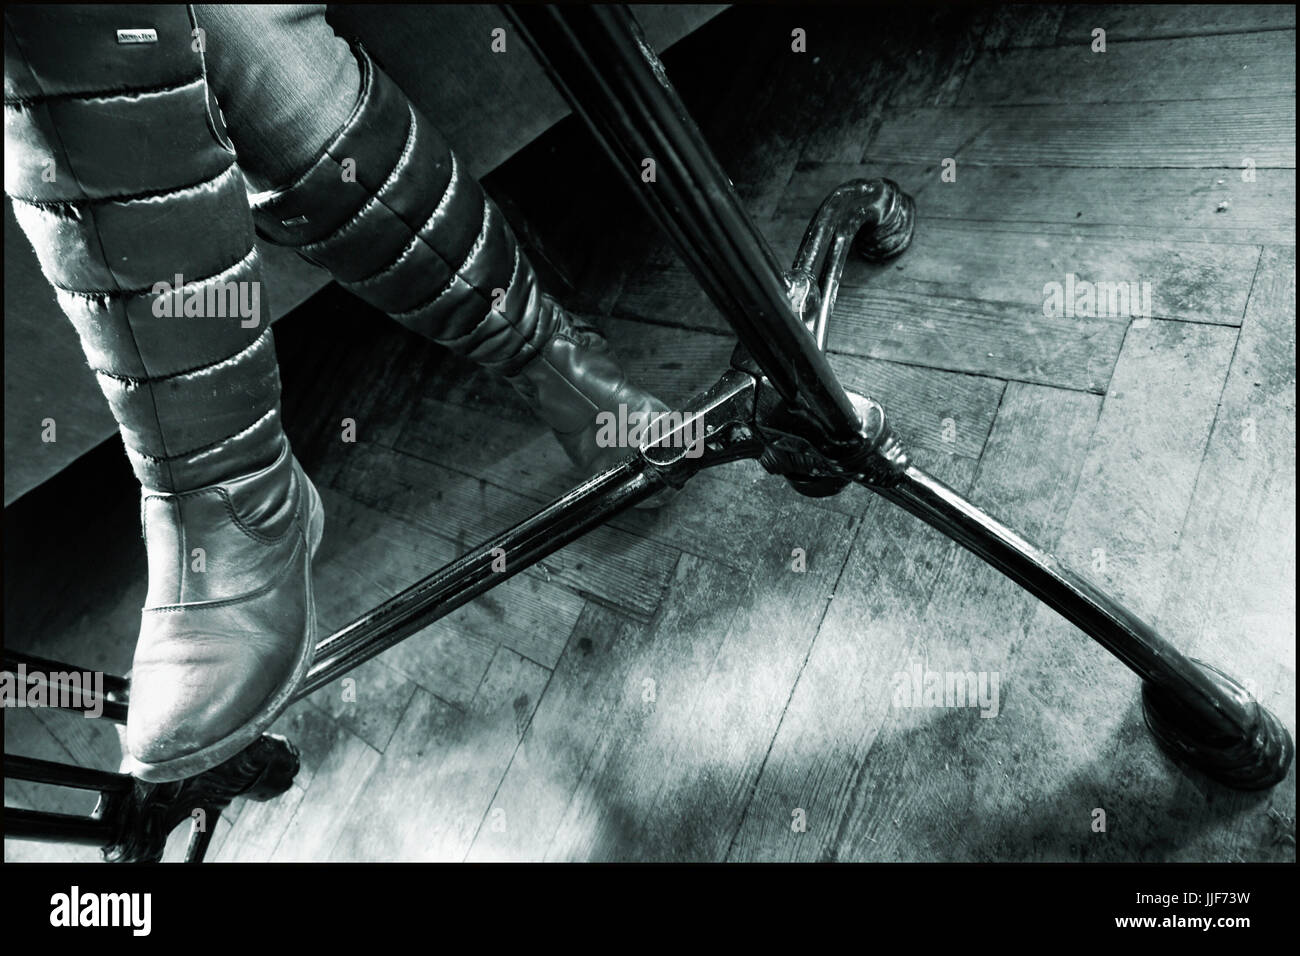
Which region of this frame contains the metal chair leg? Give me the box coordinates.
[3,655,300,862]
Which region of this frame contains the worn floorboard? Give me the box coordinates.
[869,98,1296,169]
[958,31,1295,106]
[1054,5,1295,44]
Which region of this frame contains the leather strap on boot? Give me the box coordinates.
[250,45,553,377]
[4,5,283,492]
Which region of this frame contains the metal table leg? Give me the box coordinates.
[506,3,1293,790]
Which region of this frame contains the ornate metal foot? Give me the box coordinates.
[852,178,916,262]
[100,734,300,863]
[1143,660,1294,790]
[785,178,917,353]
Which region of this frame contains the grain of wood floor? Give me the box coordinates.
[4,3,1295,862]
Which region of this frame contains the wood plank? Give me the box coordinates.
[1157,245,1295,675]
[631,217,1264,357]
[632,168,1269,361]
[738,317,1241,861]
[779,162,1296,245]
[1057,5,1296,44]
[212,780,308,863]
[398,319,1005,524]
[269,698,362,790]
[1049,320,1238,616]
[729,455,986,863]
[465,554,769,858]
[396,392,864,567]
[731,383,1095,860]
[310,491,499,702]
[366,272,1008,602]
[301,655,417,755]
[869,98,1296,169]
[894,319,1235,861]
[933,318,1249,863]
[466,561,738,861]
[769,217,1261,328]
[327,648,550,861]
[833,384,1103,862]
[1148,247,1295,860]
[209,699,341,862]
[162,813,233,863]
[594,309,1012,464]
[959,31,1295,106]
[627,196,1132,387]
[538,500,863,860]
[268,729,382,862]
[826,285,1125,391]
[974,4,1067,50]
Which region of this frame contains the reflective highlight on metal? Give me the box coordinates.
[1,649,129,723]
[789,178,916,350]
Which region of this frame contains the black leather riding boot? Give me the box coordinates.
[250,46,670,479]
[4,5,321,781]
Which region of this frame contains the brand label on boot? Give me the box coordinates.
[116,28,158,44]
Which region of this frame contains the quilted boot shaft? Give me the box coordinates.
[250,45,672,479]
[5,4,283,493]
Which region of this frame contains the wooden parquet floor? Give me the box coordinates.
[5,3,1294,862]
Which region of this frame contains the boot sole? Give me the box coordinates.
[126,478,325,783]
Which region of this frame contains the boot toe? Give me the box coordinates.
[127,642,279,765]
[126,546,315,775]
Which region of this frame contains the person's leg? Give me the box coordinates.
[193,4,671,478]
[190,4,359,192]
[4,4,320,781]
